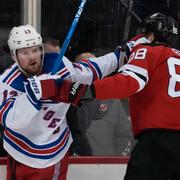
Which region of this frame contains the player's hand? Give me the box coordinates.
[126,35,150,60]
[25,74,90,106]
[114,46,127,71]
[54,80,88,106]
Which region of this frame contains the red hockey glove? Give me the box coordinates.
[25,75,92,106]
[54,80,88,106]
[24,74,59,104]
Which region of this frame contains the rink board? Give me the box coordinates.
[0,157,129,180]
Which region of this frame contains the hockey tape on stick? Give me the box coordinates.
[51,0,87,74]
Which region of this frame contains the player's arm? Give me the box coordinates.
[44,51,120,84]
[30,65,145,106]
[90,45,150,99]
[22,60,145,107]
[69,36,150,85]
[24,74,87,107]
[45,45,150,104]
[92,73,140,100]
[26,44,150,106]
[44,50,122,85]
[44,34,149,86]
[0,89,41,130]
[62,51,122,85]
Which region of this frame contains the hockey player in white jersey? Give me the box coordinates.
[0,24,149,179]
[0,24,124,180]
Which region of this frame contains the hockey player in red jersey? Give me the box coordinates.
[56,13,180,180]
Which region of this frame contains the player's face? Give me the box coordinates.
[16,46,43,76]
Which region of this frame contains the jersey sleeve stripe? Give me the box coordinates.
[0,98,15,127]
[126,69,148,83]
[119,64,148,92]
[72,63,83,71]
[121,64,148,78]
[2,68,21,85]
[89,60,102,79]
[122,70,146,91]
[79,59,102,80]
[6,71,21,85]
[56,67,70,79]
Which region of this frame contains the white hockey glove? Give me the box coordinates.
[114,46,127,70]
[126,36,150,60]
[112,35,151,72]
[24,74,60,103]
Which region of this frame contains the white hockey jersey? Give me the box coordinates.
[0,52,118,168]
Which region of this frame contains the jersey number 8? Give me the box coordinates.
[167,57,180,97]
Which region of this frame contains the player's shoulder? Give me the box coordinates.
[0,63,25,91]
[128,43,167,62]
[0,63,18,81]
[143,43,180,58]
[136,42,168,48]
[132,42,169,53]
[168,48,180,58]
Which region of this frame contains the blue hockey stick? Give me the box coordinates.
[51,0,87,74]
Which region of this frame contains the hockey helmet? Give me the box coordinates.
[141,12,179,45]
[8,24,43,73]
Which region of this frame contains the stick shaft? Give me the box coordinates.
[51,0,87,74]
[119,0,141,23]
[121,0,134,51]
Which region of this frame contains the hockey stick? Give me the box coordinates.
[120,0,133,67]
[51,0,87,74]
[119,0,141,23]
[121,0,134,51]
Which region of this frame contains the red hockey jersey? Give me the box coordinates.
[94,43,180,135]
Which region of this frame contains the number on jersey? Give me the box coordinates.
[129,48,147,61]
[167,57,180,97]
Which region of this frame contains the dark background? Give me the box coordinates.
[0,0,179,59]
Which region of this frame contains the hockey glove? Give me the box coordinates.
[24,74,59,103]
[53,80,88,106]
[114,46,127,70]
[114,34,150,68]
[25,74,93,106]
[126,35,150,59]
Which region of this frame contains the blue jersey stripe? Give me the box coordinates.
[2,66,19,83]
[6,127,69,149]
[89,60,102,79]
[4,135,69,159]
[0,98,15,128]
